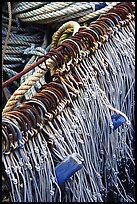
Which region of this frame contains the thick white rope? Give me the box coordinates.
[18,2,95,23]
[16,2,73,19]
[78,2,120,22]
[12,2,46,14]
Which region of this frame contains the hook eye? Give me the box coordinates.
[97,17,116,29]
[2,126,10,154]
[100,12,122,22]
[47,81,65,91]
[89,24,105,40]
[5,112,26,133]
[48,80,71,101]
[90,22,110,42]
[50,81,68,98]
[44,81,66,98]
[23,102,41,125]
[45,86,64,101]
[4,113,29,144]
[80,28,100,49]
[100,13,122,28]
[96,19,113,31]
[49,48,65,66]
[79,29,98,50]
[120,2,134,13]
[3,120,17,145]
[80,28,100,43]
[47,49,64,69]
[40,81,65,99]
[46,52,61,70]
[71,36,87,51]
[109,8,127,21]
[62,38,81,58]
[115,5,130,15]
[13,110,32,132]
[34,92,55,111]
[96,20,109,29]
[118,3,133,14]
[39,90,57,110]
[8,111,31,142]
[114,6,133,24]
[59,43,74,60]
[27,98,49,116]
[3,119,23,149]
[31,96,52,114]
[60,41,78,60]
[28,98,53,121]
[75,31,95,50]
[90,23,106,36]
[33,94,52,112]
[18,105,38,129]
[41,89,59,104]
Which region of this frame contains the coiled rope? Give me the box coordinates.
[77,2,120,22]
[12,2,46,14]
[2,2,12,71]
[12,2,113,24]
[2,2,47,106]
[2,2,46,73]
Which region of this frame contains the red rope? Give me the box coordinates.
[2,56,46,88]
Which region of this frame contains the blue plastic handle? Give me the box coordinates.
[111,114,126,130]
[55,153,84,185]
[95,2,106,11]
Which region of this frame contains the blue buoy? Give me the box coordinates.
[55,153,84,186]
[111,114,126,130]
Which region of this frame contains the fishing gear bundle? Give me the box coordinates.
[2,2,135,203]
